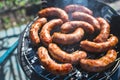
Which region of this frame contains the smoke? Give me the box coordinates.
[72,0,88,6]
[52,0,89,8]
[62,0,88,7]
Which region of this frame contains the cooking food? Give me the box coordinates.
[38,7,69,22]
[29,18,47,44]
[52,28,84,45]
[93,17,110,42]
[40,19,63,46]
[64,4,93,15]
[38,47,73,75]
[48,43,87,64]
[80,49,117,72]
[61,21,94,34]
[28,4,119,75]
[80,35,118,52]
[72,12,100,31]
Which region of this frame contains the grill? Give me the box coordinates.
[18,0,120,80]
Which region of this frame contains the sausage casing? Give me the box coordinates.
[80,35,118,52]
[80,49,117,72]
[93,17,110,42]
[38,7,69,22]
[40,19,63,46]
[52,28,84,45]
[48,43,87,64]
[72,12,100,31]
[29,18,47,44]
[61,21,94,34]
[64,4,93,15]
[38,46,73,75]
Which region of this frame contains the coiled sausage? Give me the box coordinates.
[29,18,47,44]
[48,43,87,64]
[38,46,73,75]
[61,21,94,34]
[53,28,84,45]
[40,19,63,46]
[80,35,118,52]
[38,7,69,22]
[64,4,93,15]
[93,17,110,42]
[80,49,117,72]
[72,12,100,31]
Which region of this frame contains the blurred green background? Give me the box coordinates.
[0,0,42,31]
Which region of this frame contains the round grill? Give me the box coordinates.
[18,0,120,80]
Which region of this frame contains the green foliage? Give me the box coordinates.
[0,0,40,9]
[14,0,28,6]
[0,0,41,30]
[0,2,4,9]
[2,16,12,29]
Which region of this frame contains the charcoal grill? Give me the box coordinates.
[18,0,120,80]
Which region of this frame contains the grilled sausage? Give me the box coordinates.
[64,4,93,15]
[40,19,63,46]
[38,7,69,22]
[80,49,117,72]
[61,21,94,34]
[29,18,47,44]
[52,28,84,45]
[80,35,118,52]
[72,12,100,31]
[48,43,87,64]
[38,47,73,75]
[93,17,110,42]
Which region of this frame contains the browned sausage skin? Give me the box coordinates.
[40,19,63,46]
[52,28,84,45]
[38,47,73,75]
[93,17,110,42]
[64,4,93,15]
[61,21,94,34]
[38,7,69,22]
[48,43,87,64]
[72,12,100,31]
[80,49,117,72]
[80,35,118,53]
[29,18,47,44]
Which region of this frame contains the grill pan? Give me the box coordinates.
[18,0,120,80]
